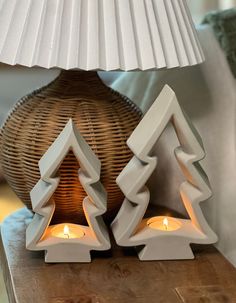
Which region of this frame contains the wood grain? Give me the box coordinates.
[176,285,236,303]
[1,208,236,303]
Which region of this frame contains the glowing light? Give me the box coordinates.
[147,216,181,231]
[64,225,70,239]
[163,218,169,230]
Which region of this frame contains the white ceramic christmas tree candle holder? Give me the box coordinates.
[111,85,218,261]
[26,119,110,263]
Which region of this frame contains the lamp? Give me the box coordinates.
[0,0,204,226]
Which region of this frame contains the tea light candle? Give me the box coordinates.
[147,216,181,232]
[50,223,85,239]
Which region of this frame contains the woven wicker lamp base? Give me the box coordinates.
[0,71,142,224]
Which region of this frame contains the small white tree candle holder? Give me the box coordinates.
[26,119,110,263]
[111,85,218,261]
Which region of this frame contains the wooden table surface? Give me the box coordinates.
[1,208,236,303]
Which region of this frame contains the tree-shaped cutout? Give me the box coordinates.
[26,119,110,263]
[111,85,218,261]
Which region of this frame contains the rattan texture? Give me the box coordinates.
[0,71,142,224]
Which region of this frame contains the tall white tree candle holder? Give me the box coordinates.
[26,120,110,263]
[111,85,218,261]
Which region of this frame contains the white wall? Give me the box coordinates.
[187,0,236,23]
[0,65,59,126]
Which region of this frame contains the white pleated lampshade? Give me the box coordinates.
[0,0,204,71]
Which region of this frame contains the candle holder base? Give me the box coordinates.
[137,238,194,261]
[45,246,92,263]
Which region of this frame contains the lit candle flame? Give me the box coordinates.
[64,225,70,239]
[163,217,169,231]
